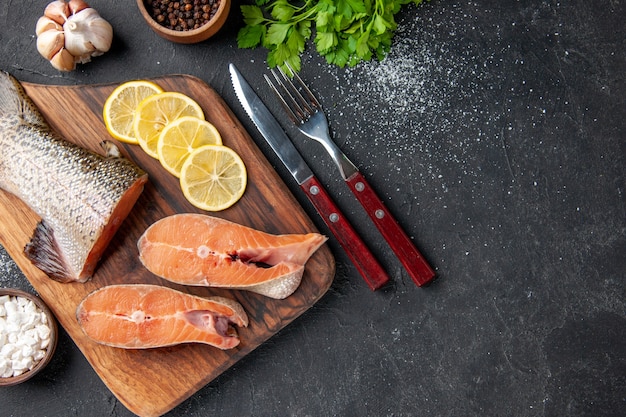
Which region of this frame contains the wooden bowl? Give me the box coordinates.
[0,288,58,386]
[136,0,231,44]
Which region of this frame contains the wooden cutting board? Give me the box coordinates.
[0,75,335,417]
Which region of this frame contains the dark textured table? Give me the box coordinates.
[1,1,624,416]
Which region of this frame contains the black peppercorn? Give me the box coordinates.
[146,0,220,31]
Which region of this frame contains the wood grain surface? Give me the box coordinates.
[0,75,335,417]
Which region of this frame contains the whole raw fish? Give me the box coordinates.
[0,71,148,283]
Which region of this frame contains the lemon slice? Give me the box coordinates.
[102,80,164,144]
[133,92,204,158]
[180,145,247,211]
[157,116,222,177]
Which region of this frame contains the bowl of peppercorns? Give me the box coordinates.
[137,0,231,44]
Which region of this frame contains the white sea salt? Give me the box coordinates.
[0,295,51,378]
[320,0,499,191]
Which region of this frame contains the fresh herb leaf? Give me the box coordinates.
[236,0,425,71]
[240,5,266,26]
[237,25,264,48]
[266,22,292,45]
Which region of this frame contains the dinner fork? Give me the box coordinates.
[265,65,435,286]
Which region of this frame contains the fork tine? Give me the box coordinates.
[284,63,323,111]
[265,64,326,128]
[264,73,302,124]
[272,68,310,122]
[275,66,316,118]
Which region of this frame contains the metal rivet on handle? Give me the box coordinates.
[329,213,339,223]
[310,185,319,195]
[375,209,385,219]
[355,182,365,192]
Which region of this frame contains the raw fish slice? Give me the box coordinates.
[137,214,327,299]
[76,284,248,349]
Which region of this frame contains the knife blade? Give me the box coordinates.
[229,63,389,291]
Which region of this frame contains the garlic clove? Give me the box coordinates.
[63,10,96,59]
[63,8,112,60]
[35,16,63,36]
[49,48,76,71]
[68,0,90,15]
[36,28,65,61]
[85,13,113,53]
[44,1,70,25]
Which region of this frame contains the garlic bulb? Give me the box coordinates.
[64,8,112,64]
[35,0,113,71]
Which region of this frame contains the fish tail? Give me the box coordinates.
[0,71,48,128]
[24,220,76,283]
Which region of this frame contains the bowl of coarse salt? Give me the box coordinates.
[0,288,57,386]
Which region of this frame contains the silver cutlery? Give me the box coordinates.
[229,64,389,291]
[266,65,435,286]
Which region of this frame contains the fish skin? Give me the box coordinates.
[0,71,148,283]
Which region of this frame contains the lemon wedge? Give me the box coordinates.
[102,80,164,144]
[180,145,247,211]
[133,92,204,158]
[157,116,222,177]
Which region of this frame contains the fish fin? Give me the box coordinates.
[100,140,122,158]
[24,220,77,283]
[0,71,49,129]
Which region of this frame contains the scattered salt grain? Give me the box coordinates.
[0,295,51,378]
[320,1,499,189]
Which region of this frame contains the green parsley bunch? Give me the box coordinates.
[237,0,424,72]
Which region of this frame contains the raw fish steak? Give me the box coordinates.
[137,214,327,299]
[76,284,248,349]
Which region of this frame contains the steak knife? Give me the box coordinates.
[229,63,389,291]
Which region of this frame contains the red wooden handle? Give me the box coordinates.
[301,176,389,291]
[346,172,435,286]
